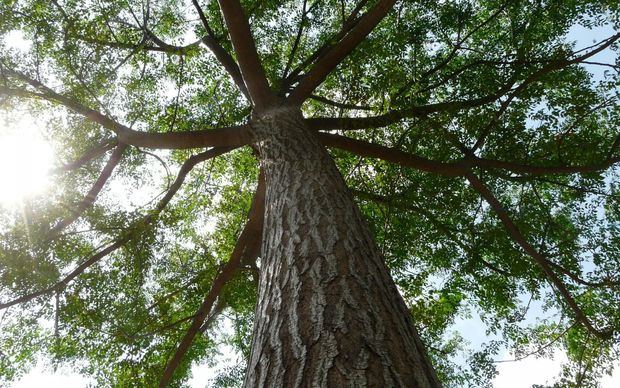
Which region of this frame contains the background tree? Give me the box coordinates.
[0,0,619,386]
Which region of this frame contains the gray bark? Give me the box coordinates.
[244,107,441,387]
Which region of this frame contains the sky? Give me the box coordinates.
[0,118,53,205]
[2,8,619,388]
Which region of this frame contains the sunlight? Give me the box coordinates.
[2,29,31,52]
[0,116,53,206]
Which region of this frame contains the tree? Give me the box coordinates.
[0,0,619,386]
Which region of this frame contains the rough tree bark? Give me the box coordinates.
[244,107,441,387]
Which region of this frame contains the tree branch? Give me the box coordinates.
[287,0,395,105]
[494,321,578,363]
[471,32,620,151]
[50,139,118,173]
[117,125,251,149]
[191,0,250,100]
[470,154,620,176]
[143,28,203,55]
[465,172,612,339]
[309,94,373,111]
[76,33,199,55]
[318,132,466,176]
[392,2,509,101]
[48,144,128,237]
[217,0,277,110]
[0,239,128,310]
[159,170,265,387]
[316,113,620,189]
[352,189,513,277]
[49,0,197,56]
[545,259,620,288]
[306,87,511,130]
[72,2,250,100]
[319,131,620,182]
[282,0,370,90]
[281,0,311,82]
[0,68,252,149]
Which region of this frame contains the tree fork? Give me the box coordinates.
[245,107,441,387]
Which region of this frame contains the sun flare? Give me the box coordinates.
[0,116,54,205]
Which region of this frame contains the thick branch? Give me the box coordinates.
[287,0,396,104]
[0,68,252,149]
[465,172,611,339]
[191,0,250,100]
[217,0,277,110]
[318,132,466,176]
[117,125,251,149]
[48,144,127,237]
[319,132,620,181]
[283,0,370,90]
[159,170,265,387]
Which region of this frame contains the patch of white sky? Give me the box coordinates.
[1,8,618,388]
[0,116,53,207]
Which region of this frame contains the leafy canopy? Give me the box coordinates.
[0,0,619,386]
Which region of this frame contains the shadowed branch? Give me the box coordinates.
[318,132,466,176]
[287,0,396,104]
[469,155,620,176]
[217,0,277,110]
[191,0,250,100]
[320,133,620,178]
[159,170,265,387]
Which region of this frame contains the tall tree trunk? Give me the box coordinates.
[245,107,441,387]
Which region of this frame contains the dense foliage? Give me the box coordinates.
[0,0,619,386]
